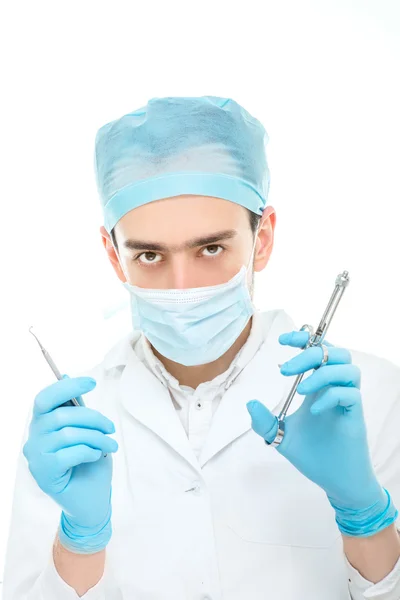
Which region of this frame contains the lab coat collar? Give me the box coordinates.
[104,309,302,471]
[102,331,141,371]
[198,309,300,467]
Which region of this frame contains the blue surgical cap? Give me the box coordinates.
[94,96,270,234]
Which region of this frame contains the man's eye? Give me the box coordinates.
[133,245,225,266]
[202,245,224,257]
[134,252,161,265]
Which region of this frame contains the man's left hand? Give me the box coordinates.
[247,330,397,536]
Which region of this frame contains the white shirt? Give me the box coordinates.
[2,309,400,599]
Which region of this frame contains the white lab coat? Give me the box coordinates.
[2,309,400,600]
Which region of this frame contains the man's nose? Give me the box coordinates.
[167,257,204,289]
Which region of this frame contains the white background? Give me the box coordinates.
[1,0,399,583]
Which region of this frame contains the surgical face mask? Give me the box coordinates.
[121,230,259,366]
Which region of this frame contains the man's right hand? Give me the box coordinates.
[23,375,118,553]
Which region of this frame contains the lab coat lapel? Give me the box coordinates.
[198,310,302,468]
[118,353,201,473]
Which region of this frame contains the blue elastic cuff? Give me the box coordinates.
[58,505,112,554]
[333,487,399,538]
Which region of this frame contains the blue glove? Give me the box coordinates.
[23,375,118,553]
[247,330,398,537]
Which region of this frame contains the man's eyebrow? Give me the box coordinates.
[123,229,238,252]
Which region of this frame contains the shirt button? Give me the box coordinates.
[187,480,202,495]
[195,401,203,410]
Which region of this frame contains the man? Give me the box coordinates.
[3,96,400,599]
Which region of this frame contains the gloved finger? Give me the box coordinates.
[310,386,361,414]
[43,427,119,454]
[53,445,104,475]
[33,377,97,417]
[280,346,352,376]
[38,406,115,435]
[247,400,278,444]
[279,330,335,349]
[61,375,85,407]
[297,364,361,395]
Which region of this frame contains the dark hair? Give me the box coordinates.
[110,208,261,250]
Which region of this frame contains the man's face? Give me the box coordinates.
[101,195,275,295]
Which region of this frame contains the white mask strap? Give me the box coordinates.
[246,224,260,271]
